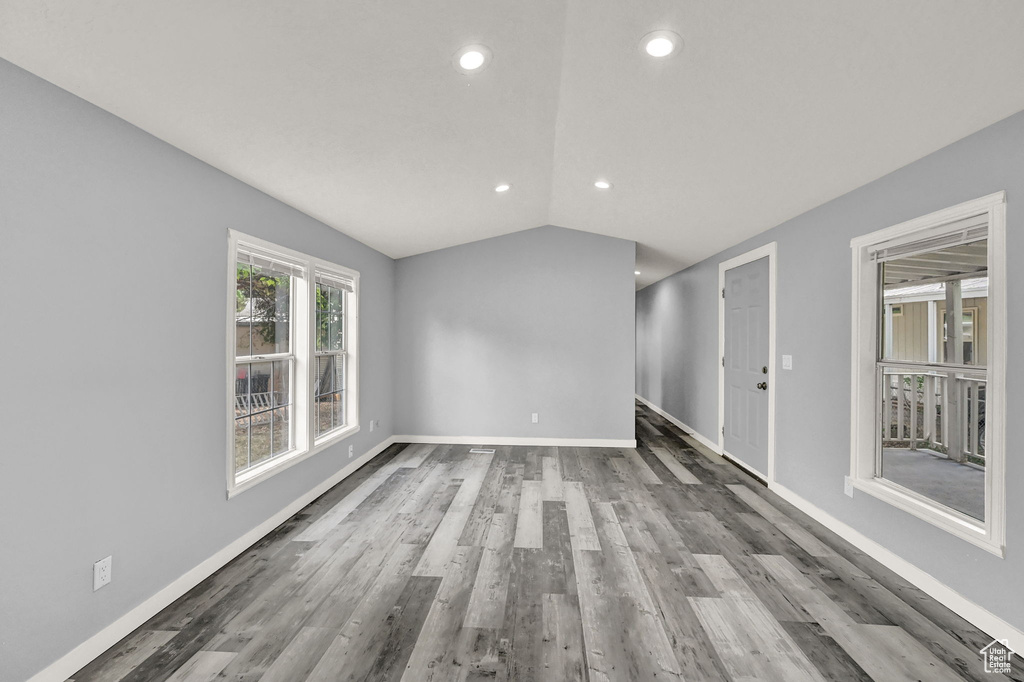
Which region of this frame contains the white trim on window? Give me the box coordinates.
[849,192,1006,556]
[226,230,360,498]
[717,242,777,484]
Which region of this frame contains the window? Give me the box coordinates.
[940,307,979,364]
[850,192,1005,555]
[227,231,359,496]
[314,272,355,439]
[234,252,296,475]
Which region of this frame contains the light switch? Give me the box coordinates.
[782,355,793,370]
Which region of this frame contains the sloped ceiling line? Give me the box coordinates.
[2,0,1023,288]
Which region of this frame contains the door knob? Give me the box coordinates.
[756,382,768,390]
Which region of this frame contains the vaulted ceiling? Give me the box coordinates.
[3,1,1024,287]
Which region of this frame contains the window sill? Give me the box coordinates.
[227,424,361,499]
[851,477,1003,557]
[312,423,361,456]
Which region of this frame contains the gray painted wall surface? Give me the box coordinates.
[636,109,1024,632]
[395,226,636,441]
[0,59,396,682]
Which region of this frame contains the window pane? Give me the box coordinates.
[234,364,251,418]
[878,369,985,521]
[248,360,276,466]
[316,283,327,352]
[234,417,249,472]
[271,407,290,456]
[313,355,346,439]
[316,394,333,436]
[878,238,988,520]
[316,355,336,397]
[250,415,272,467]
[329,286,344,351]
[881,240,987,366]
[250,265,291,355]
[271,360,290,408]
[316,283,345,353]
[327,301,336,353]
[235,357,294,474]
[962,310,975,341]
[249,361,272,402]
[235,262,252,358]
[316,282,346,352]
[333,391,345,429]
[270,360,291,457]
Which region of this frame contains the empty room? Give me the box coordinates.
[2,2,1023,681]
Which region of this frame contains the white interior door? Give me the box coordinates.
[723,256,770,478]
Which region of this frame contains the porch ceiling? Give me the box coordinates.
[883,242,988,288]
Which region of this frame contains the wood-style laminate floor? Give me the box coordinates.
[70,401,1023,682]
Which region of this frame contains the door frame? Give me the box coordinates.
[718,242,777,484]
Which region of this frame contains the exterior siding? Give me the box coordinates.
[890,301,929,362]
[888,297,988,366]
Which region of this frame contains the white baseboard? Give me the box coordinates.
[770,481,1024,652]
[720,451,768,481]
[393,435,636,448]
[28,436,398,682]
[690,431,723,455]
[634,394,723,454]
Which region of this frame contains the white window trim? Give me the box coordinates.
[849,192,1006,556]
[226,230,360,498]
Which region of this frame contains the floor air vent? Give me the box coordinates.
[469,448,496,454]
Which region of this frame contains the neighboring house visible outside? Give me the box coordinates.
[884,277,988,365]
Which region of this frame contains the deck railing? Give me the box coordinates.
[959,376,986,463]
[880,363,986,465]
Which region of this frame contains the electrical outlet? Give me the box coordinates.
[93,556,112,591]
[844,476,854,498]
[782,355,793,370]
[531,413,539,424]
[348,444,354,457]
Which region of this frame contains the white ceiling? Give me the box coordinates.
[3,1,1024,288]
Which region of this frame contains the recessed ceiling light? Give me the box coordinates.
[495,184,510,192]
[646,37,674,57]
[594,180,612,190]
[454,44,492,74]
[635,270,641,276]
[461,51,485,70]
[640,30,681,58]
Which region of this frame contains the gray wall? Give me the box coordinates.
[395,226,636,441]
[636,109,1024,632]
[0,59,396,682]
